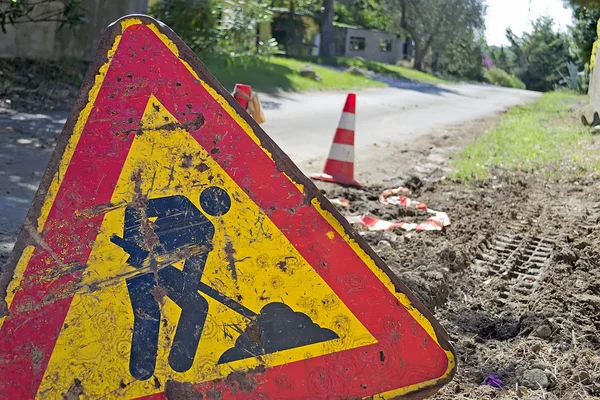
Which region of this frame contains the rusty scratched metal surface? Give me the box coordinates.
[0,15,455,399]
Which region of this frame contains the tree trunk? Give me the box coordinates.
[414,43,425,71]
[285,0,296,55]
[401,0,407,30]
[320,0,335,57]
[413,35,435,71]
[432,51,441,73]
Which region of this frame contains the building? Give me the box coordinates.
[264,15,413,63]
[332,23,412,64]
[0,0,148,60]
[268,8,320,57]
[262,6,413,64]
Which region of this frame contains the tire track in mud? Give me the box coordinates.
[583,202,600,231]
[474,235,553,308]
[472,205,554,310]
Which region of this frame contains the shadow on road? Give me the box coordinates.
[0,109,67,136]
[373,74,461,96]
[0,109,64,266]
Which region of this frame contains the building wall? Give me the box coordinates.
[332,27,348,56]
[343,27,403,64]
[0,0,148,60]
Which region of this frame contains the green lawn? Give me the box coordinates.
[379,62,447,84]
[453,92,600,180]
[204,56,385,93]
[296,55,448,85]
[0,54,446,112]
[203,54,449,93]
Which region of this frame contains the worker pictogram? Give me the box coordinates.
[0,15,455,399]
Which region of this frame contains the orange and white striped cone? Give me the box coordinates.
[233,84,252,110]
[311,93,361,187]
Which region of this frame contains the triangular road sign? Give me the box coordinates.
[0,15,455,399]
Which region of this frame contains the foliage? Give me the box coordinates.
[334,0,389,31]
[489,46,516,74]
[563,0,600,7]
[219,0,274,56]
[334,2,354,25]
[483,67,526,89]
[435,29,485,80]
[0,0,85,33]
[270,0,326,55]
[454,92,597,180]
[149,0,221,54]
[385,0,486,71]
[270,0,323,15]
[570,6,600,66]
[151,0,278,67]
[507,17,571,92]
[558,61,589,92]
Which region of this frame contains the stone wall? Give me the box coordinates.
[0,0,148,60]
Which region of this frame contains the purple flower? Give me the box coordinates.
[483,52,495,70]
[486,373,503,388]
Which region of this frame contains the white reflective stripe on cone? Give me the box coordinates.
[327,143,354,163]
[337,112,355,131]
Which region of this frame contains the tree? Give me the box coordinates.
[0,0,85,33]
[507,17,571,91]
[570,6,600,66]
[271,0,322,15]
[149,0,221,54]
[386,0,486,71]
[563,0,600,7]
[219,0,274,55]
[270,0,322,56]
[437,30,486,80]
[489,46,516,73]
[334,2,354,25]
[335,0,388,31]
[320,0,335,56]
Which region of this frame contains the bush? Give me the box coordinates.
[484,67,526,89]
[150,0,277,68]
[149,0,221,54]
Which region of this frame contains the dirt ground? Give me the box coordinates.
[0,72,598,398]
[317,112,600,399]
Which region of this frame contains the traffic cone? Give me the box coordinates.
[233,84,252,110]
[311,93,361,187]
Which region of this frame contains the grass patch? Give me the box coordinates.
[483,67,526,90]
[0,55,385,111]
[204,56,385,93]
[453,92,600,180]
[296,55,448,85]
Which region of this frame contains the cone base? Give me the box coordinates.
[310,173,362,188]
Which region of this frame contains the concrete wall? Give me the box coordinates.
[0,0,148,60]
[343,27,403,64]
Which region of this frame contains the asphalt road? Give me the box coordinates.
[260,82,541,168]
[0,82,540,260]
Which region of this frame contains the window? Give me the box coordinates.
[380,39,393,52]
[349,36,366,51]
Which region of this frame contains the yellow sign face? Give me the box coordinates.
[36,98,374,398]
[0,16,454,400]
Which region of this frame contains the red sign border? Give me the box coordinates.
[0,15,455,399]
